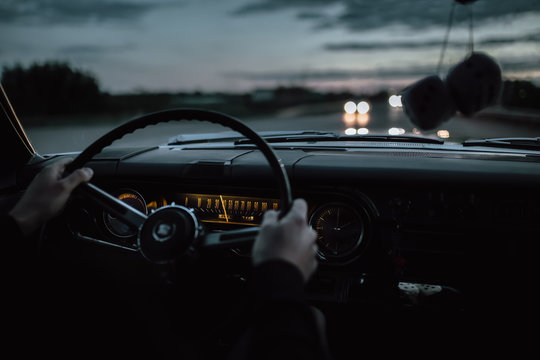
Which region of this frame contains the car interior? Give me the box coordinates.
[3,97,540,358]
[1,1,539,359]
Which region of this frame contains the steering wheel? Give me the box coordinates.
[64,108,293,264]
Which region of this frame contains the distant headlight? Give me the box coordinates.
[344,101,357,114]
[389,95,402,107]
[357,101,370,114]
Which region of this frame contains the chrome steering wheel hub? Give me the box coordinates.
[138,205,200,264]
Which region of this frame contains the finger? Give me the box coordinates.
[54,156,74,165]
[283,198,308,220]
[282,198,309,227]
[61,167,94,192]
[50,157,74,171]
[44,157,73,178]
[308,227,317,243]
[41,157,73,174]
[261,209,279,224]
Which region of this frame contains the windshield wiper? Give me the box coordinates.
[235,133,443,145]
[338,134,443,144]
[168,130,334,145]
[168,130,443,146]
[463,137,540,150]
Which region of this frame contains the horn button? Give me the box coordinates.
[138,205,199,263]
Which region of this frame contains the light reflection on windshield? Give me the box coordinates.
[437,130,451,139]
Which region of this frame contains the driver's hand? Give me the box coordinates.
[9,157,93,237]
[252,198,318,282]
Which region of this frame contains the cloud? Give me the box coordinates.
[296,11,329,20]
[226,57,540,83]
[233,0,334,15]
[226,65,436,82]
[324,30,540,51]
[233,0,540,31]
[498,58,540,73]
[0,0,182,25]
[57,43,137,55]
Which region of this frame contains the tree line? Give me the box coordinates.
[2,61,538,119]
[1,61,106,116]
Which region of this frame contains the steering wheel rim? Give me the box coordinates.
[67,108,293,263]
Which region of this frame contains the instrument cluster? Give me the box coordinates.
[94,188,375,264]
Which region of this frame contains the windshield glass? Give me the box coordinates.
[1,0,539,154]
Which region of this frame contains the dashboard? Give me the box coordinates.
[61,143,540,307]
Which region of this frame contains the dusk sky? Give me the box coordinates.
[1,0,539,94]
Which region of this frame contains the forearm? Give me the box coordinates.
[1,213,33,253]
[229,260,331,360]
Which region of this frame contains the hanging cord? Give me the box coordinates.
[467,3,475,53]
[437,1,476,75]
[437,1,457,76]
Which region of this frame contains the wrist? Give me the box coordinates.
[9,208,41,237]
[252,260,306,301]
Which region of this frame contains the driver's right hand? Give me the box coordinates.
[252,198,318,282]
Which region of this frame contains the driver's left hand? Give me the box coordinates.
[9,157,93,237]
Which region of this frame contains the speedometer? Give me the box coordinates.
[309,203,366,260]
[103,189,147,238]
[176,193,279,226]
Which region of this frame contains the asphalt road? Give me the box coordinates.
[24,101,540,155]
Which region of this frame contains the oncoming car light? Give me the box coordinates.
[357,101,370,114]
[389,95,402,107]
[344,101,357,114]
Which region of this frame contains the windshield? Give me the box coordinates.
[1,0,539,154]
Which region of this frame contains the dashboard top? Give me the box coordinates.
[72,143,540,189]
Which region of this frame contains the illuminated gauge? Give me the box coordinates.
[309,203,366,260]
[103,190,147,238]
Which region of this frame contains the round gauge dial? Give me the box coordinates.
[309,203,365,260]
[103,190,147,238]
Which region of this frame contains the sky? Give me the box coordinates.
[1,0,539,94]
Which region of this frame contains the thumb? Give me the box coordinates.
[61,167,94,192]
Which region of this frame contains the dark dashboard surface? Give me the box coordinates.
[59,143,540,308]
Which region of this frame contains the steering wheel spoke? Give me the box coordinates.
[202,227,260,250]
[77,182,147,230]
